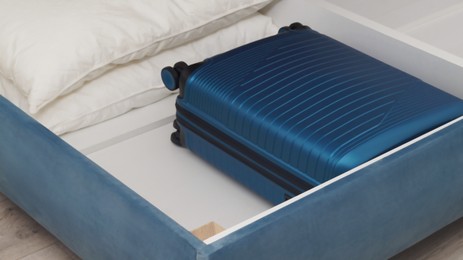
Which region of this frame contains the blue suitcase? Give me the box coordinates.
[162,23,463,204]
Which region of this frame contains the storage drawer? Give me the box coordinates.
[1,96,463,259]
[1,1,463,258]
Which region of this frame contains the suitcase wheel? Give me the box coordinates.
[173,119,180,130]
[278,22,310,34]
[170,131,182,146]
[162,61,189,91]
[174,61,188,72]
[289,22,310,30]
[161,66,179,91]
[170,120,185,147]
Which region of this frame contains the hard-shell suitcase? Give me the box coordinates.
[162,23,463,204]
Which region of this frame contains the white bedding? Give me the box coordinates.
[0,0,272,113]
[0,14,278,135]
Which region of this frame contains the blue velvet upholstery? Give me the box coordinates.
[1,95,462,259]
[201,119,463,259]
[0,96,203,259]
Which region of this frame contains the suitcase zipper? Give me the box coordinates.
[175,103,314,197]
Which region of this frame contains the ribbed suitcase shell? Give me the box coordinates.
[168,27,463,203]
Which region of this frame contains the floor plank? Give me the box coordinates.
[393,217,463,260]
[20,243,79,260]
[0,198,79,259]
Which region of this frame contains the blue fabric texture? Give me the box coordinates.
[201,119,463,260]
[1,95,463,259]
[0,96,203,259]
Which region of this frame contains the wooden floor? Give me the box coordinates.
[1,192,462,259]
[392,217,463,260]
[0,194,78,260]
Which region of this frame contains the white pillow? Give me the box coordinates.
[0,0,272,114]
[0,14,278,135]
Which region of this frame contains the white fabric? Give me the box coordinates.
[0,14,278,135]
[0,0,272,114]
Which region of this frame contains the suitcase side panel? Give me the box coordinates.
[175,102,315,202]
[179,120,292,204]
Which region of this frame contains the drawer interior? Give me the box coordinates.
[87,121,272,232]
[325,0,463,59]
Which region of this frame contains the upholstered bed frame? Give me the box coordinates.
[1,95,463,259]
[1,0,463,258]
